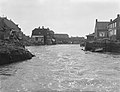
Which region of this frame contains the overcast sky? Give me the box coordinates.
[0,0,120,37]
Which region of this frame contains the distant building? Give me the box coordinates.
[86,14,120,42]
[94,19,109,39]
[86,33,95,41]
[54,34,69,44]
[54,34,69,39]
[69,36,85,44]
[31,26,55,45]
[108,14,120,41]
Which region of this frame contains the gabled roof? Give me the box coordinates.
[54,34,69,36]
[86,33,95,37]
[32,29,42,36]
[96,22,109,30]
[108,14,120,25]
[32,27,54,36]
[54,34,69,38]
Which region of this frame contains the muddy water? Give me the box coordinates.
[0,45,120,92]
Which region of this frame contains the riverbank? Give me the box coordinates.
[0,40,35,65]
[85,39,120,53]
[1,45,120,92]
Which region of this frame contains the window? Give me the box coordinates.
[112,23,114,28]
[115,23,116,27]
[99,32,105,37]
[115,22,116,27]
[35,37,38,41]
[114,29,116,35]
[110,24,112,28]
[113,23,115,28]
[39,32,41,34]
[109,29,114,36]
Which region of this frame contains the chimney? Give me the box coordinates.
[117,14,120,18]
[96,19,98,22]
[47,28,49,30]
[42,26,44,29]
[110,19,112,22]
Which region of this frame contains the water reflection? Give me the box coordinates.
[0,65,18,81]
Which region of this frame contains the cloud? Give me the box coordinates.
[0,0,120,36]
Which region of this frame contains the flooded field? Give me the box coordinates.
[0,44,120,92]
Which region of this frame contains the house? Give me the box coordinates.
[86,33,95,41]
[31,27,44,45]
[94,19,109,39]
[31,26,55,45]
[54,34,69,44]
[108,14,120,41]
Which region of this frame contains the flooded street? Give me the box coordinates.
[0,44,120,92]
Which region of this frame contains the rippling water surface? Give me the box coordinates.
[0,44,120,92]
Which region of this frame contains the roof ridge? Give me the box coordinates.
[97,21,109,23]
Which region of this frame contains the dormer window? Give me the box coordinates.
[39,32,41,34]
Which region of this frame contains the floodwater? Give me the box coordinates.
[0,44,120,92]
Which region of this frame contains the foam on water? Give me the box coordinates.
[0,45,120,92]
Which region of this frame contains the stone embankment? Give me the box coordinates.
[85,40,120,53]
[0,40,35,65]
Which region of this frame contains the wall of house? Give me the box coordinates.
[96,29,108,39]
[108,15,120,41]
[116,17,120,41]
[94,18,110,39]
[87,36,94,41]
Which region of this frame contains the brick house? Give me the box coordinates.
[86,33,95,41]
[54,34,69,44]
[31,26,55,45]
[108,14,120,41]
[94,19,109,39]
